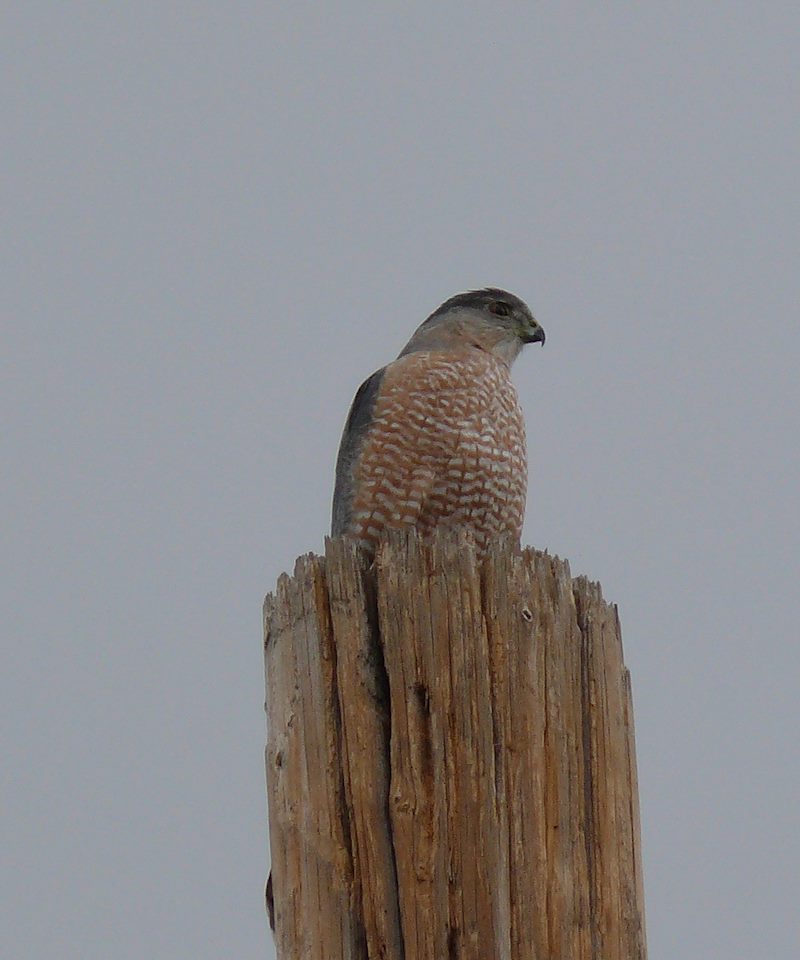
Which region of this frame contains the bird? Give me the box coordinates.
[331,288,545,556]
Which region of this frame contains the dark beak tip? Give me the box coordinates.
[519,320,544,346]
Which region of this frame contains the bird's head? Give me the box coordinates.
[401,288,545,365]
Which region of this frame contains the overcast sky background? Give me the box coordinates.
[3,4,799,958]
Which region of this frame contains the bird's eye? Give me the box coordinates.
[488,301,511,318]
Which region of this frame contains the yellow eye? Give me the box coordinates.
[488,301,511,318]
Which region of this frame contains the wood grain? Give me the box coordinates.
[264,532,646,959]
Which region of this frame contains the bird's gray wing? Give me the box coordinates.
[331,367,386,536]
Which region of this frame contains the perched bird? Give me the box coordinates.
[332,288,545,555]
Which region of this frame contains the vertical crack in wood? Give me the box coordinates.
[575,585,601,959]
[317,560,368,958]
[326,538,405,960]
[540,572,554,959]
[363,557,406,960]
[480,553,507,839]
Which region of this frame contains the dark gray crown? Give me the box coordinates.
[426,287,532,322]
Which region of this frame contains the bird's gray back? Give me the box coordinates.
[331,367,386,536]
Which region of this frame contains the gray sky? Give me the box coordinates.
[3,4,799,958]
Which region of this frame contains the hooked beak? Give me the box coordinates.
[521,320,545,345]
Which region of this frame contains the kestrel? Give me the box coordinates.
[332,288,545,555]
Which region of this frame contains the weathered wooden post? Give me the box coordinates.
[264,530,646,959]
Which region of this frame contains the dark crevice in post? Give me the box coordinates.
[318,561,368,959]
[363,560,406,960]
[540,573,554,959]
[480,559,506,810]
[574,586,601,959]
[447,924,460,959]
[412,680,434,785]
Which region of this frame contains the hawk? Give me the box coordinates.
[332,288,545,555]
